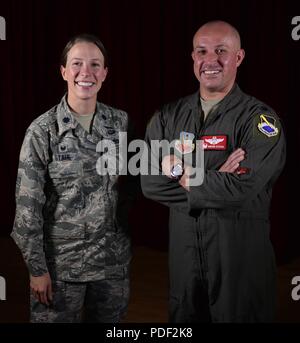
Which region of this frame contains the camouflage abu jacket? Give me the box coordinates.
[11,95,132,282]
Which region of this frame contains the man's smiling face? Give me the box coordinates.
[192,22,245,99]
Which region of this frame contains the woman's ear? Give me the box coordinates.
[60,65,67,81]
[102,67,108,82]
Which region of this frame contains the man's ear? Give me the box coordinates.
[191,51,196,62]
[60,65,67,81]
[236,49,245,67]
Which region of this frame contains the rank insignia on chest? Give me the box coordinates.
[257,114,279,137]
[55,142,75,161]
[58,143,68,153]
[175,131,195,154]
[201,135,227,150]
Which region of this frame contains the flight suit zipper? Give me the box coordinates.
[194,108,212,285]
[195,216,205,281]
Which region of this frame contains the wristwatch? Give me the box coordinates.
[170,163,184,180]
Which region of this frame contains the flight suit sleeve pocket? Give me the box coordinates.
[48,161,83,179]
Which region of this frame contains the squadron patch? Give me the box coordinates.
[174,132,195,154]
[257,114,279,137]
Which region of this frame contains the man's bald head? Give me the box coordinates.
[191,20,245,99]
[193,21,241,50]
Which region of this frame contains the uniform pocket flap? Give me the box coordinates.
[48,161,82,179]
[105,265,127,279]
[45,224,85,239]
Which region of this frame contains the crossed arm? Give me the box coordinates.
[162,148,246,191]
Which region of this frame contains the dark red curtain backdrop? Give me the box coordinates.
[0,0,299,262]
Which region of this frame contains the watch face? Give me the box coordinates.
[171,164,183,178]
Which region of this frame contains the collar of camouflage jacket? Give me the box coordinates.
[57,95,81,136]
[57,94,106,139]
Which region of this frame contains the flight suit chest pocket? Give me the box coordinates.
[48,161,83,179]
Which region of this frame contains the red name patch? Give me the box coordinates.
[201,135,227,150]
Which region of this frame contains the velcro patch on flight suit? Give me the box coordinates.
[256,114,279,138]
[174,131,195,154]
[200,135,227,150]
[253,113,280,140]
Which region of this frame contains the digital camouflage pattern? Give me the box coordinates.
[30,275,130,322]
[11,95,132,282]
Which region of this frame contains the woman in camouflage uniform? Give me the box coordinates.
[11,34,134,322]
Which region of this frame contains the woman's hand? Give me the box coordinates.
[30,272,53,305]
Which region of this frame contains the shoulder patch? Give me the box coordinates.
[256,114,279,138]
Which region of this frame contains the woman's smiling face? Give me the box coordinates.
[61,42,108,102]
